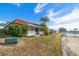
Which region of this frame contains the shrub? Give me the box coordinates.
[0,29,5,35]
[7,23,28,37]
[40,24,49,35]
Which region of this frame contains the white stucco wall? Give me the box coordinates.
[26,30,44,36]
[27,31,36,36]
[39,31,44,35]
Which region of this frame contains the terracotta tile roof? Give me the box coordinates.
[13,19,40,27]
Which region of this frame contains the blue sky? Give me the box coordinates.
[0,3,79,30]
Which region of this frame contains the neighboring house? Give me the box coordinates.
[4,19,44,36]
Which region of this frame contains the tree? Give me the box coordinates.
[73,28,77,35]
[7,23,28,37]
[40,24,49,35]
[0,29,5,35]
[40,16,49,35]
[73,28,77,31]
[40,16,49,24]
[59,27,67,32]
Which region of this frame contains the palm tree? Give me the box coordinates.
[40,16,49,24]
[40,16,49,35]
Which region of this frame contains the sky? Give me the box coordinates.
[0,3,79,30]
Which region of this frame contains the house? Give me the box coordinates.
[4,19,44,36]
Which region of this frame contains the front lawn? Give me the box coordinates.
[0,33,62,56]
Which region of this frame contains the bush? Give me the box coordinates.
[40,24,49,35]
[0,29,5,35]
[7,23,28,37]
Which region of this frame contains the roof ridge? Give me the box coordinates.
[14,19,39,26]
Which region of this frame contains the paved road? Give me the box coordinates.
[62,36,79,56]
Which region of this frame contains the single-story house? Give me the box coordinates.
[4,19,44,36]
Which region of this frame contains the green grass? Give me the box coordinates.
[0,34,62,56]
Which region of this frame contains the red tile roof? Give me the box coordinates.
[13,19,40,27]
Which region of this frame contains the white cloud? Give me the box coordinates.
[55,8,79,24]
[34,3,48,14]
[12,3,21,7]
[0,26,4,29]
[0,21,7,28]
[59,21,79,31]
[46,8,68,29]
[47,7,79,30]
[46,10,54,22]
[48,22,79,30]
[0,21,6,23]
[47,8,68,23]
